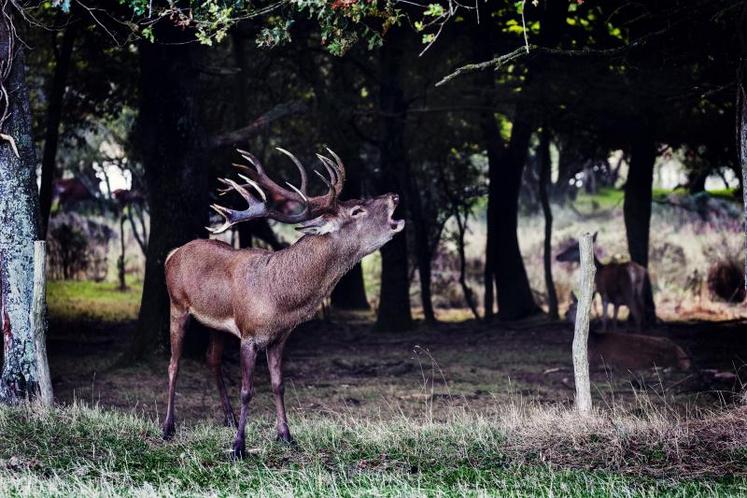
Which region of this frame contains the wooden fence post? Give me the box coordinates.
[32,241,53,406]
[572,232,595,415]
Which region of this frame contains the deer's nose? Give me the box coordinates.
[391,194,399,205]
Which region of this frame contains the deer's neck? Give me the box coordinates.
[264,234,359,303]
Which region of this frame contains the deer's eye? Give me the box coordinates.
[351,207,366,217]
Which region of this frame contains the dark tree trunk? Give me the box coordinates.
[39,23,77,238]
[455,209,480,320]
[117,211,127,291]
[0,12,44,402]
[474,17,540,320]
[491,109,539,320]
[408,174,436,323]
[126,31,209,360]
[624,129,655,268]
[474,44,502,319]
[374,27,412,332]
[623,125,657,323]
[330,157,370,310]
[688,169,708,194]
[539,126,559,319]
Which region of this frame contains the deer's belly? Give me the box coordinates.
[190,309,241,338]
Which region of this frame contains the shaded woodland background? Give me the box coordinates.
[24,0,746,357]
[1,1,747,495]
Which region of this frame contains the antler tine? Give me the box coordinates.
[313,169,337,205]
[236,148,266,175]
[233,148,306,204]
[315,154,338,185]
[285,181,309,202]
[237,174,267,202]
[324,147,346,191]
[276,147,308,194]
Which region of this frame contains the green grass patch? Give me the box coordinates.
[0,404,744,497]
[47,280,142,323]
[574,187,625,211]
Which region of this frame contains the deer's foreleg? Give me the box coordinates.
[267,336,292,443]
[206,331,236,428]
[601,298,609,333]
[232,339,258,460]
[162,305,189,440]
[612,305,619,333]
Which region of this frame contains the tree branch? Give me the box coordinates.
[208,100,308,150]
[436,24,674,87]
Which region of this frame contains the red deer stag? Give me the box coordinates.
[556,233,647,332]
[162,148,404,458]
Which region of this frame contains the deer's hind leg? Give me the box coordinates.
[162,304,189,440]
[206,331,237,428]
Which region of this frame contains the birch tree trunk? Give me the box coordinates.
[0,4,46,403]
[32,242,53,406]
[572,233,595,415]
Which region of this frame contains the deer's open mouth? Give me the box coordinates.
[390,218,405,232]
[387,194,405,233]
[388,207,405,232]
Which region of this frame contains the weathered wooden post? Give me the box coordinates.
[32,241,53,406]
[572,232,595,415]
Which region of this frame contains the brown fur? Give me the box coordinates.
[589,332,691,371]
[557,234,647,332]
[161,194,403,457]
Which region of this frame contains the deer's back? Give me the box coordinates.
[596,261,646,304]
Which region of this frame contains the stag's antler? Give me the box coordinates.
[208,148,346,234]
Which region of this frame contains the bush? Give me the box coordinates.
[707,259,745,303]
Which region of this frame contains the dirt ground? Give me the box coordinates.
[46,311,747,429]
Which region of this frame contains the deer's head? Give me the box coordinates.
[208,148,404,256]
[555,232,598,263]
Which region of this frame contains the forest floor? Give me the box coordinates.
[1,280,738,495]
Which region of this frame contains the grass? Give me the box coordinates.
[0,403,746,497]
[47,280,142,323]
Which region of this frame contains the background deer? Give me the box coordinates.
[557,233,647,332]
[163,148,404,458]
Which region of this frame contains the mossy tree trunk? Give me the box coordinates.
[0,5,47,403]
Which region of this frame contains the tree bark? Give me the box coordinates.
[0,13,45,402]
[455,209,480,320]
[623,124,657,322]
[490,108,539,320]
[39,23,77,238]
[408,174,436,323]
[539,126,559,319]
[572,233,595,415]
[32,241,53,406]
[126,31,209,360]
[374,27,412,332]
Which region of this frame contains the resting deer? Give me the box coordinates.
[556,233,646,332]
[162,148,404,458]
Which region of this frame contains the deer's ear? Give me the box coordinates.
[296,215,340,235]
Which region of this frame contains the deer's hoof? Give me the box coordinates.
[162,424,175,441]
[276,432,295,446]
[231,441,246,461]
